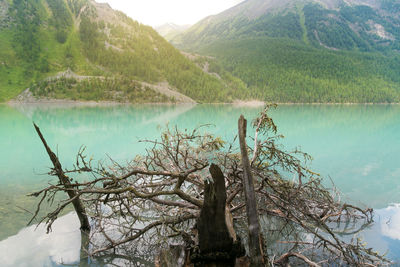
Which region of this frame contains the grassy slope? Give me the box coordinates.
[0,28,96,101]
[0,0,96,102]
[297,3,309,46]
[0,30,23,102]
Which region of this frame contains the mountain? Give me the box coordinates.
[0,0,240,103]
[155,23,191,41]
[173,0,400,51]
[172,0,400,103]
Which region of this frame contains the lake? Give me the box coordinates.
[1,103,400,265]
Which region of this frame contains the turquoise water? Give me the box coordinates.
[1,103,400,264]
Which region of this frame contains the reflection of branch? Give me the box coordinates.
[275,252,321,267]
[258,175,383,266]
[93,253,153,266]
[80,231,90,266]
[91,214,196,255]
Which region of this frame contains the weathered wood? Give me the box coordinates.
[194,163,244,266]
[34,123,90,232]
[238,116,265,266]
[198,163,233,253]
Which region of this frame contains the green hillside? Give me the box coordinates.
[173,0,400,103]
[0,0,92,102]
[200,38,400,103]
[0,0,239,103]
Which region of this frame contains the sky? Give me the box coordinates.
[96,0,244,27]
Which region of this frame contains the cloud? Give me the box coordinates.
[380,204,400,241]
[360,162,379,176]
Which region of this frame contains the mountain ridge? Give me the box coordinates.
[155,23,191,41]
[173,0,400,52]
[171,0,400,103]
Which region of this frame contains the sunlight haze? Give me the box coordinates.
[96,0,245,26]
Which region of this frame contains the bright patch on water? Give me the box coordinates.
[0,213,81,267]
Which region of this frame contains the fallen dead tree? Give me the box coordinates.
[29,105,390,266]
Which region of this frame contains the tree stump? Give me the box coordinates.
[192,164,244,267]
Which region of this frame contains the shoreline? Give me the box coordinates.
[5,88,400,107]
[5,98,400,107]
[6,98,198,108]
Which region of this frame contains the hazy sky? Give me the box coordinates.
[96,0,244,27]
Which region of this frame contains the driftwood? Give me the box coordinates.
[32,123,90,232]
[28,108,390,266]
[238,116,265,266]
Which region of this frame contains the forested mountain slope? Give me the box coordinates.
[173,0,400,103]
[0,0,240,103]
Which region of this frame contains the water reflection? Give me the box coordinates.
[269,104,400,208]
[360,204,400,262]
[0,213,81,267]
[2,204,400,266]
